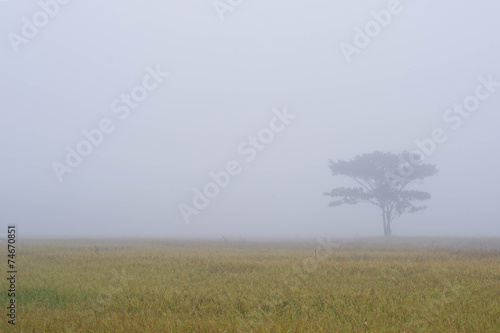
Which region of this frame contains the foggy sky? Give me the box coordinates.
[1,0,499,238]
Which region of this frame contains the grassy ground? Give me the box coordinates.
[1,238,499,332]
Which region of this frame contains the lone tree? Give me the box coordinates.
[323,151,437,237]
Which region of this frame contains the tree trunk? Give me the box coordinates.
[386,211,392,237]
[382,208,388,237]
[382,209,391,237]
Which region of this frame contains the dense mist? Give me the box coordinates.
[1,0,499,238]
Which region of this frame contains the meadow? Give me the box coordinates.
[2,238,499,332]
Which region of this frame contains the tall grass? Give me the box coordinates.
[2,239,499,332]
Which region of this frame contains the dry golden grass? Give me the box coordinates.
[2,238,499,332]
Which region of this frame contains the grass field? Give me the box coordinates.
[2,238,499,332]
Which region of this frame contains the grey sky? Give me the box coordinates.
[1,0,499,238]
